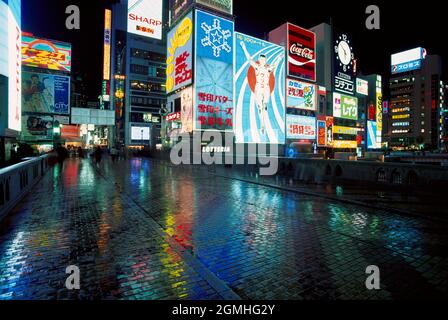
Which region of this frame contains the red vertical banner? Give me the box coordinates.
[287,23,316,82]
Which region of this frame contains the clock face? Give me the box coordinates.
[335,35,354,73]
[338,41,351,65]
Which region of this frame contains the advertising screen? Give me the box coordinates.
[287,78,316,111]
[391,47,426,74]
[166,11,193,94]
[22,35,71,72]
[286,115,316,140]
[131,126,150,140]
[22,114,53,141]
[0,1,7,77]
[317,115,334,147]
[128,0,163,40]
[22,72,70,114]
[367,121,377,149]
[196,0,233,15]
[333,92,358,120]
[356,78,368,96]
[180,86,193,133]
[103,9,112,81]
[287,24,316,82]
[8,0,21,131]
[376,91,383,146]
[333,32,355,95]
[234,32,285,144]
[169,0,193,26]
[194,10,234,131]
[317,120,326,146]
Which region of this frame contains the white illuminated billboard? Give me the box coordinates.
[356,78,368,96]
[128,0,163,40]
[391,47,426,66]
[8,0,21,132]
[0,1,8,78]
[131,126,150,140]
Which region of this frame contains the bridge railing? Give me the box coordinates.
[0,155,49,221]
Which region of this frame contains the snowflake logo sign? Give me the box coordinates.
[201,18,232,58]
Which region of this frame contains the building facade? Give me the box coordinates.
[109,0,168,149]
[387,49,443,150]
[0,0,21,167]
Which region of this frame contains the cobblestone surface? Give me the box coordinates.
[0,158,447,300]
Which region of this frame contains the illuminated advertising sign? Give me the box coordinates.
[234,32,285,144]
[287,78,316,111]
[317,120,326,146]
[333,93,358,120]
[166,11,193,94]
[194,10,234,131]
[333,32,355,95]
[391,47,426,74]
[356,78,368,96]
[317,115,334,147]
[131,126,150,140]
[180,86,193,133]
[128,0,163,40]
[103,9,111,81]
[8,0,21,131]
[22,35,71,72]
[288,24,316,82]
[367,121,377,149]
[376,92,383,146]
[333,140,357,149]
[333,125,359,136]
[286,115,316,140]
[22,114,53,141]
[22,71,70,114]
[0,1,7,77]
[167,112,181,122]
[196,0,233,15]
[71,108,114,125]
[169,0,193,26]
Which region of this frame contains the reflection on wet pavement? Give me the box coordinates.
[0,158,447,300]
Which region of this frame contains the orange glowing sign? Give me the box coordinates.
[22,35,71,72]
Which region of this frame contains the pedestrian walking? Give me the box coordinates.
[55,143,69,169]
[94,146,103,167]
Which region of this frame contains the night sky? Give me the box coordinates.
[22,0,447,100]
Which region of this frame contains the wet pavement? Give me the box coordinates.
[0,157,447,300]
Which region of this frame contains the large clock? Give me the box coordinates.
[335,34,354,72]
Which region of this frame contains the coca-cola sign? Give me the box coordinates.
[289,43,314,60]
[287,23,316,82]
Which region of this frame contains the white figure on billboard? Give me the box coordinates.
[240,41,283,134]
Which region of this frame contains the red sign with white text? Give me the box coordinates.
[288,24,316,82]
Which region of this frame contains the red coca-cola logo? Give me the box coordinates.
[289,43,314,60]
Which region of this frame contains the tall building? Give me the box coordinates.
[109,0,168,149]
[310,23,362,155]
[387,48,443,150]
[0,0,21,166]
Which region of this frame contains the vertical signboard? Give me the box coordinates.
[8,0,21,131]
[367,120,377,149]
[103,9,112,81]
[166,11,193,94]
[333,32,355,95]
[287,23,316,82]
[317,119,326,146]
[287,78,316,111]
[194,10,234,131]
[376,90,383,147]
[128,0,163,40]
[234,32,285,144]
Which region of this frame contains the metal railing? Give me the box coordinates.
[0,155,49,221]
